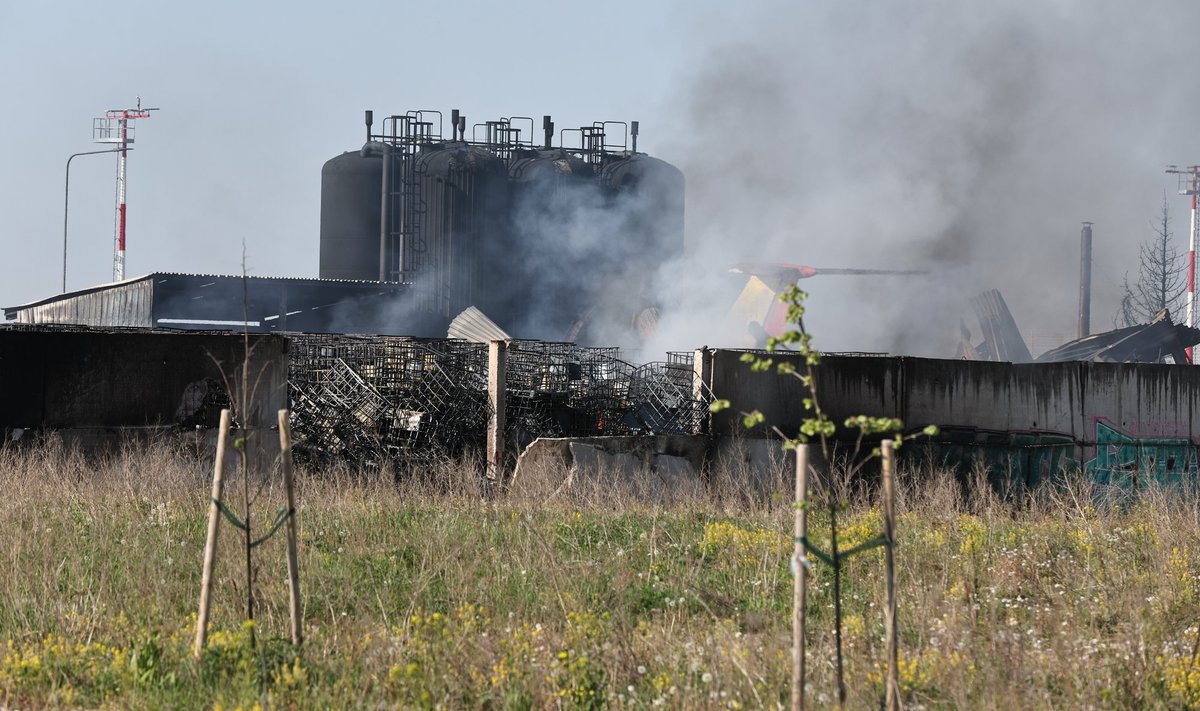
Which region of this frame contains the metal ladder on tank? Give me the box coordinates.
[379,115,435,295]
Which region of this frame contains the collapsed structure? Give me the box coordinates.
[961,289,1200,365]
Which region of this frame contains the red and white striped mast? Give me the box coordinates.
[93,97,157,281]
[1167,165,1199,362]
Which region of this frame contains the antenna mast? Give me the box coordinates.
[94,97,157,281]
[1166,164,1199,363]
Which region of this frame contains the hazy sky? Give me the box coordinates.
[4,1,1200,356]
[0,0,697,300]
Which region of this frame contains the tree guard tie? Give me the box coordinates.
[795,533,888,569]
[212,499,293,549]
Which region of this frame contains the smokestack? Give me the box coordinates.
[631,120,639,153]
[365,110,373,142]
[1078,221,1093,339]
[450,109,459,140]
[543,115,554,149]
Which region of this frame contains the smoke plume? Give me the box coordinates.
[646,1,1200,358]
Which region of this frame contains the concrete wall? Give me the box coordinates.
[707,350,1200,488]
[0,327,288,441]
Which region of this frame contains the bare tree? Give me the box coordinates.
[1119,195,1186,326]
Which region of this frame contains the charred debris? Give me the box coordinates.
[960,289,1200,364]
[287,334,713,466]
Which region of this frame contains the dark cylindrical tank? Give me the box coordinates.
[543,153,685,345]
[411,142,510,319]
[319,150,382,281]
[598,154,685,267]
[508,148,594,187]
[492,150,597,339]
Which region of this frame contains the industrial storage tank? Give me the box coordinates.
[494,149,598,339]
[573,154,686,343]
[411,142,510,319]
[317,110,688,344]
[319,150,383,281]
[598,154,685,266]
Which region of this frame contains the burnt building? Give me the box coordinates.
[4,273,440,336]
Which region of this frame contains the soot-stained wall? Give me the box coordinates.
[0,327,287,434]
[705,350,1200,489]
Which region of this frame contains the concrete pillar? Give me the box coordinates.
[487,340,508,481]
[693,346,713,434]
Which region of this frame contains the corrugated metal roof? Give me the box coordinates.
[3,273,439,337]
[5,272,407,318]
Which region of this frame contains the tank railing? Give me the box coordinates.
[592,121,629,154]
[581,126,607,164]
[414,121,434,145]
[379,115,410,145]
[372,110,641,156]
[375,115,438,150]
[489,121,511,147]
[406,110,444,142]
[559,127,583,154]
[503,117,536,148]
[496,126,523,161]
[557,126,612,164]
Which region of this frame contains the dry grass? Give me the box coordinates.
[1,436,1200,709]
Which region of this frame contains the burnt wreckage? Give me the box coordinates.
[961,290,1200,364]
[287,335,713,465]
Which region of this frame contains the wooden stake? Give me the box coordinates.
[882,439,900,711]
[793,444,810,711]
[486,340,508,483]
[278,409,303,647]
[194,408,231,661]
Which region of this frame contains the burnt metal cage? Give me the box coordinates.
[287,335,713,466]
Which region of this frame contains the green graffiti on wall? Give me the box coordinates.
[1086,420,1197,489]
[917,427,1075,491]
[915,420,1198,492]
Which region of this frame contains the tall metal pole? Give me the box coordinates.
[94,99,156,283]
[1185,169,1195,341]
[63,148,127,293]
[114,117,129,281]
[1078,222,1093,339]
[1165,165,1197,363]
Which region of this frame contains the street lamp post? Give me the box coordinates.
[63,147,130,292]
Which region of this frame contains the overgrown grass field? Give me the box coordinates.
[2,440,1199,709]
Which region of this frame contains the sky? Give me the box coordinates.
[4,1,1200,356]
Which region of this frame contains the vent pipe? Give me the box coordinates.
[365,110,373,142]
[543,115,554,149]
[450,109,460,140]
[631,120,639,153]
[1078,222,1093,339]
[379,142,393,282]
